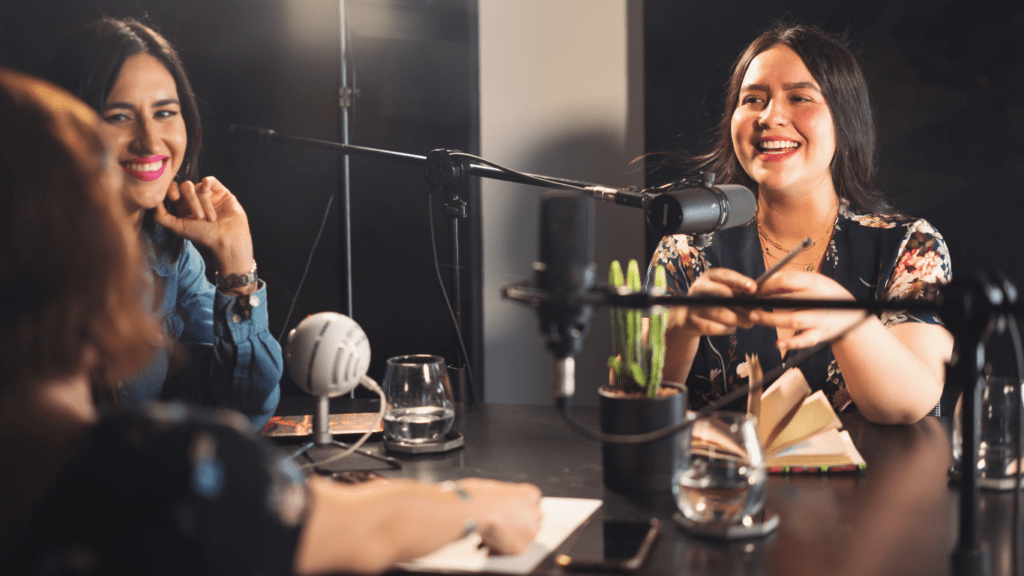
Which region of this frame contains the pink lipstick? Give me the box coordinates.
[121,156,168,181]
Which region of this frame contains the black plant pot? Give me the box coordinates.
[599,381,687,493]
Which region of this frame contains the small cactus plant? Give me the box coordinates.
[607,260,667,397]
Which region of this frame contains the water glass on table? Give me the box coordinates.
[381,355,455,445]
[675,412,768,526]
[952,374,1024,485]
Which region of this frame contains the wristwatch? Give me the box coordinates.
[216,261,258,291]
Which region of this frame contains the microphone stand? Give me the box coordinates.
[943,274,1017,576]
[288,395,402,469]
[229,125,649,403]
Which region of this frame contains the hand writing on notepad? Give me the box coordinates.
[458,478,543,555]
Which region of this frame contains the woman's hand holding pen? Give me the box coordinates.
[457,478,543,555]
[667,268,759,337]
[752,271,869,353]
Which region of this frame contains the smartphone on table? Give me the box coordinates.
[554,518,660,573]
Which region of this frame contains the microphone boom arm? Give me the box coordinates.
[230,124,657,403]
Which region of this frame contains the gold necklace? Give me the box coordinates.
[762,235,831,272]
[757,200,838,272]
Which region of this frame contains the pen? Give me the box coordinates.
[754,237,813,288]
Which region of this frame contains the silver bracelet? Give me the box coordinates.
[439,480,471,501]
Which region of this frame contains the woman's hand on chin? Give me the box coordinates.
[752,271,869,352]
[154,176,255,275]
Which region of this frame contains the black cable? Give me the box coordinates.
[449,151,589,191]
[277,190,335,342]
[426,191,476,402]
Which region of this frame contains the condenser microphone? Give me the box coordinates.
[645,182,757,236]
[286,311,376,398]
[535,191,596,398]
[283,312,400,469]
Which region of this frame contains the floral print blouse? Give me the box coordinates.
[646,201,951,415]
[8,403,308,575]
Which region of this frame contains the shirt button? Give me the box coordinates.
[250,295,260,307]
[232,314,242,324]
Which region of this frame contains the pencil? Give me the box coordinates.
[755,237,813,288]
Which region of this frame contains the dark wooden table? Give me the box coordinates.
[272,401,1021,576]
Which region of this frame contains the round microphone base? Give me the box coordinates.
[383,431,465,454]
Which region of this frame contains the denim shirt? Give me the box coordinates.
[119,227,283,430]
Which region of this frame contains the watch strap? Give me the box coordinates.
[216,261,257,290]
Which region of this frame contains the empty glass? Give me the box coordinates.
[675,412,768,526]
[952,375,1023,484]
[381,355,455,444]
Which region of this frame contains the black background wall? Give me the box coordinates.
[644,0,1024,376]
[2,0,1021,400]
[0,0,482,399]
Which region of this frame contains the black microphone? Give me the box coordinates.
[585,177,756,236]
[536,190,596,398]
[645,181,757,236]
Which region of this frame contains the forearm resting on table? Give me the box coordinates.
[832,319,952,425]
[294,476,477,575]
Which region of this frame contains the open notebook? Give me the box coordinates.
[748,355,865,473]
[694,355,866,474]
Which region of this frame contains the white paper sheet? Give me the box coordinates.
[398,497,603,574]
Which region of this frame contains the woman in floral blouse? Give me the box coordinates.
[649,23,953,424]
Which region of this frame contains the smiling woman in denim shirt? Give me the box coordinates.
[48,17,282,429]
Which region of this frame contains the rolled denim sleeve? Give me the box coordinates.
[175,242,283,430]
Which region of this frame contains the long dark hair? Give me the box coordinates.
[48,16,204,261]
[699,22,890,213]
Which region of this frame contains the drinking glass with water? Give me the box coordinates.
[382,355,455,445]
[952,375,1023,485]
[675,412,767,526]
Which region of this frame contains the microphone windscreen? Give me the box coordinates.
[536,191,595,359]
[285,312,370,397]
[718,184,758,229]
